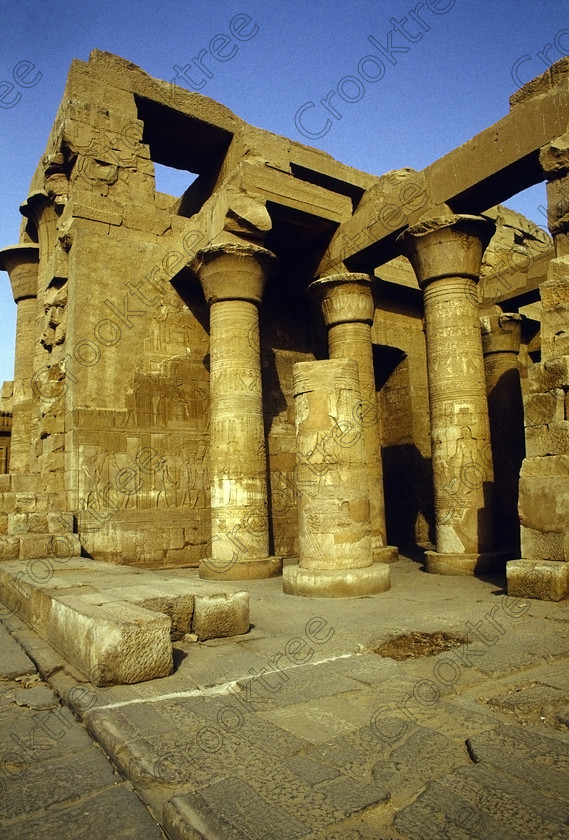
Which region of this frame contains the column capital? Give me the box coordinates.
[0,244,39,302]
[480,313,523,355]
[308,273,374,326]
[19,190,51,223]
[397,214,495,288]
[191,243,277,306]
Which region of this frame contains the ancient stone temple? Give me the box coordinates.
[0,50,568,609]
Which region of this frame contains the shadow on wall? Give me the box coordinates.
[383,443,434,549]
[487,366,525,556]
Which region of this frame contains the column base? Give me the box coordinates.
[372,544,399,564]
[506,559,569,602]
[425,550,508,576]
[199,556,282,581]
[283,563,391,598]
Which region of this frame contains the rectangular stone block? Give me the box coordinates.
[526,357,569,393]
[0,475,11,492]
[47,511,75,534]
[523,390,565,428]
[519,474,569,532]
[192,590,249,641]
[0,561,173,684]
[520,454,569,477]
[507,559,569,601]
[541,309,569,360]
[520,525,567,561]
[0,493,16,514]
[19,533,82,559]
[545,186,569,229]
[525,421,569,457]
[543,256,569,292]
[0,536,20,560]
[8,513,49,535]
[94,583,195,641]
[52,595,174,684]
[11,474,40,493]
[164,547,201,567]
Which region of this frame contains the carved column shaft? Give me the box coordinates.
[282,358,390,597]
[398,215,500,575]
[0,245,39,474]
[192,243,281,580]
[308,274,397,564]
[209,298,268,558]
[481,313,524,553]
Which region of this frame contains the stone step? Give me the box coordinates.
[0,558,250,685]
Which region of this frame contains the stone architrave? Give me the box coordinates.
[398,215,501,575]
[480,313,524,553]
[192,243,282,580]
[307,273,398,564]
[283,358,391,597]
[0,244,39,474]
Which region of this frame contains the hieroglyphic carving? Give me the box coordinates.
[398,216,496,565]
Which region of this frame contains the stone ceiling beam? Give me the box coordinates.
[319,71,569,276]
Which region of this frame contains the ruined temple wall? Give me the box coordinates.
[61,214,212,567]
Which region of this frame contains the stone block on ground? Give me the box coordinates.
[507,559,569,601]
[0,559,251,683]
[191,590,249,641]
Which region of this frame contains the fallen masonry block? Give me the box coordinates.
[0,559,250,684]
[0,563,172,685]
[507,559,569,601]
[83,580,250,641]
[192,590,250,641]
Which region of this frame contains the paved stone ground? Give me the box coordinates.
[1,554,569,838]
[0,618,167,838]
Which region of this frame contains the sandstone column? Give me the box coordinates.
[480,313,524,553]
[283,358,391,597]
[398,215,500,575]
[507,134,569,600]
[0,244,39,474]
[192,243,281,580]
[308,273,398,563]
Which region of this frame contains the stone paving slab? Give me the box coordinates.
[2,784,166,840]
[2,557,569,838]
[0,621,166,839]
[0,621,35,680]
[466,724,569,799]
[394,757,569,840]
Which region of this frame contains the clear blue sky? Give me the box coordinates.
[1,0,567,383]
